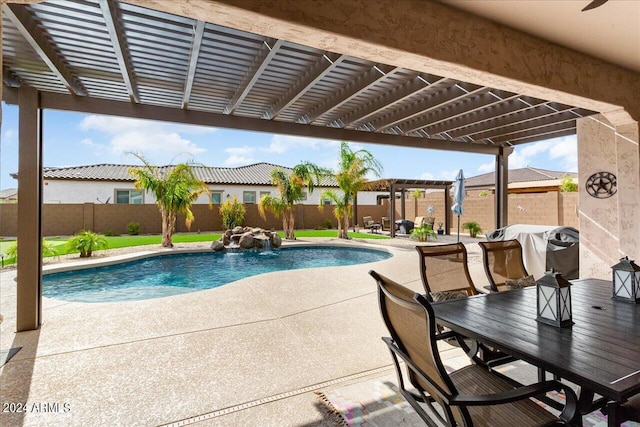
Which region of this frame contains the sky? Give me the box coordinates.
[0,102,579,190]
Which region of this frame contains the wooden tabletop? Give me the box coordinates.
[432,278,640,402]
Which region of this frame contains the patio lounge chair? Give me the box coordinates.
[362,216,381,233]
[478,239,534,292]
[369,270,581,427]
[381,216,391,232]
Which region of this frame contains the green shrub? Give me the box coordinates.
[66,230,108,258]
[104,230,119,237]
[462,221,483,238]
[126,222,141,235]
[410,224,437,242]
[560,174,578,192]
[5,239,58,263]
[324,219,333,229]
[219,196,245,229]
[479,190,488,197]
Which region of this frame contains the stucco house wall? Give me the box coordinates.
[42,179,383,206]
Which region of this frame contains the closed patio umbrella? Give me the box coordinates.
[452,169,465,243]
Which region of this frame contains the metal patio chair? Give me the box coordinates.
[479,239,533,292]
[370,270,580,427]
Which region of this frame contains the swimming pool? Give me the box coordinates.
[42,246,392,303]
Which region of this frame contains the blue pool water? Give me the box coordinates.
[42,246,392,303]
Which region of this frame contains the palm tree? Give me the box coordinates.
[129,154,210,247]
[321,142,383,239]
[259,162,330,240]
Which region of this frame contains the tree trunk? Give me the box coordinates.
[283,208,296,240]
[161,209,174,248]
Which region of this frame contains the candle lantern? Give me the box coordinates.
[536,269,573,328]
[611,257,640,303]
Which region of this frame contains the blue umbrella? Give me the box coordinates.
[452,169,465,242]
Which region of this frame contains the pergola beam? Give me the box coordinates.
[224,39,283,115]
[182,20,205,109]
[400,91,520,135]
[336,75,447,128]
[2,3,86,96]
[299,65,399,124]
[98,0,139,103]
[262,53,346,120]
[3,66,22,87]
[471,110,579,141]
[369,84,485,132]
[1,88,501,155]
[490,120,576,144]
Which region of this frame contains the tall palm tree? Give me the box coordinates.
[259,162,330,240]
[321,142,383,239]
[129,154,210,247]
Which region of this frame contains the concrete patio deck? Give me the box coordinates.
[0,234,489,426]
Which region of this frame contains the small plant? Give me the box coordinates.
[411,189,422,199]
[127,222,141,235]
[104,230,119,237]
[479,190,488,197]
[324,219,333,229]
[5,239,59,263]
[410,224,437,242]
[462,221,483,238]
[66,230,108,258]
[560,174,578,192]
[219,196,245,229]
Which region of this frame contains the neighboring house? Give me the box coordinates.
[465,167,578,194]
[0,188,18,203]
[11,163,383,205]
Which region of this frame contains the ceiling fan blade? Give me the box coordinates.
[582,0,609,12]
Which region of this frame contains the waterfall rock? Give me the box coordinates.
[238,232,255,249]
[211,240,225,252]
[215,226,281,251]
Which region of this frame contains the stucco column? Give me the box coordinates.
[577,115,640,279]
[16,86,43,332]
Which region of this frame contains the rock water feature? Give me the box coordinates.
[211,226,283,252]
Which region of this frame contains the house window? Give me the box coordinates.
[211,192,223,204]
[300,191,307,201]
[243,191,256,204]
[259,191,270,200]
[116,189,143,204]
[322,198,332,205]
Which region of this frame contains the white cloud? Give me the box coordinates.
[474,135,577,175]
[223,146,256,166]
[3,129,16,141]
[78,115,207,163]
[264,135,340,154]
[419,172,435,180]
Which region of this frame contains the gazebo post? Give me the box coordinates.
[390,183,396,238]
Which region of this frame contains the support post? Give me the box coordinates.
[444,184,451,235]
[494,146,512,230]
[390,184,396,238]
[16,86,42,332]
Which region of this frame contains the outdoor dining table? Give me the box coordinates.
[432,278,640,427]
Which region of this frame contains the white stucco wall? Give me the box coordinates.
[43,179,385,205]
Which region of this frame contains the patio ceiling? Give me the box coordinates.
[2,0,597,156]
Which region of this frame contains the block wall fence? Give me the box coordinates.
[0,192,578,237]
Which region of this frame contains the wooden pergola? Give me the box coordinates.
[364,179,453,238]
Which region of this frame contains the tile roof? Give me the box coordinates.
[32,163,338,187]
[465,167,577,188]
[0,188,18,199]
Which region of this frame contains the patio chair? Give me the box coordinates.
[381,216,391,232]
[369,270,581,427]
[415,243,480,301]
[478,239,534,292]
[414,216,425,227]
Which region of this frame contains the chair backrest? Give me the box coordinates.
[478,239,529,292]
[414,216,425,227]
[362,216,374,227]
[370,270,466,424]
[381,217,391,230]
[415,243,478,300]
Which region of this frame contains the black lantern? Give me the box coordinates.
[536,269,573,328]
[611,257,640,303]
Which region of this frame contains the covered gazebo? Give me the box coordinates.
[364,179,453,238]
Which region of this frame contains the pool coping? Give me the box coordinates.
[41,239,397,275]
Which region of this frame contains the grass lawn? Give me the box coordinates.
[0,230,388,266]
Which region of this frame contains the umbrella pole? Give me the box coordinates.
[457,215,460,243]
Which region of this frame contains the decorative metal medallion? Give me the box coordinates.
[585,171,617,198]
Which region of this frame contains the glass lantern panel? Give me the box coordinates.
[560,287,571,321]
[634,271,640,296]
[538,285,557,320]
[615,270,632,298]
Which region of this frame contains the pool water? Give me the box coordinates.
[42,246,392,303]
